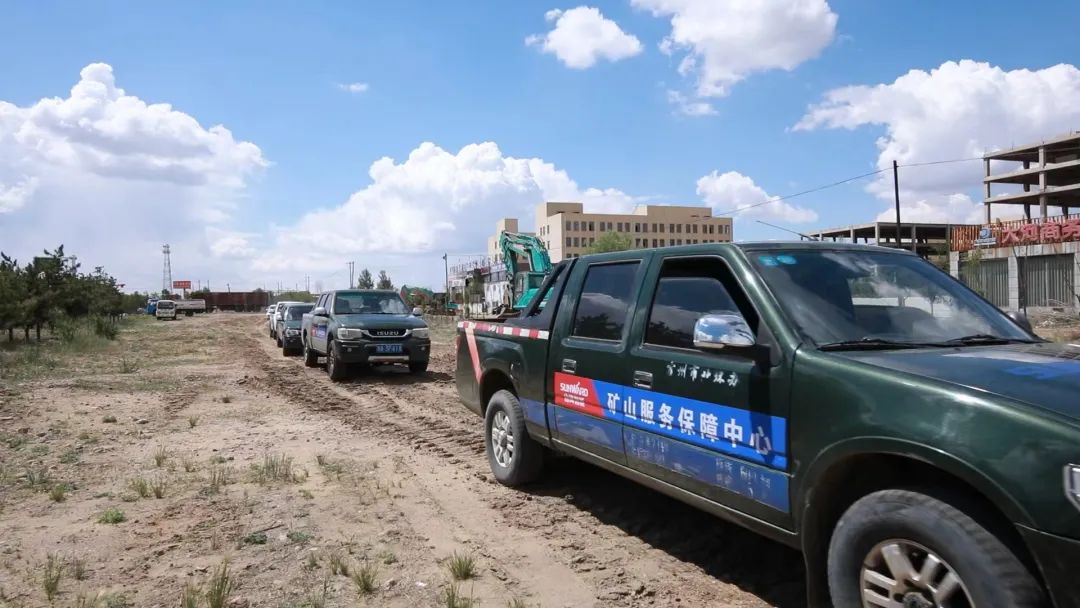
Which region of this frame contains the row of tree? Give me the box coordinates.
[0,246,144,342]
[354,269,394,290]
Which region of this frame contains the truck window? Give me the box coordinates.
[571,262,639,341]
[644,257,758,350]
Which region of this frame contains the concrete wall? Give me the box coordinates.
[950,241,1079,312]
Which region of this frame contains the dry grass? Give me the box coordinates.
[252,453,304,484]
[441,583,476,608]
[447,551,476,581]
[153,445,169,467]
[328,550,350,576]
[352,560,379,595]
[98,507,125,524]
[205,561,233,608]
[42,552,64,601]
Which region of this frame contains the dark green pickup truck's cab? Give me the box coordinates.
[455,242,1080,608]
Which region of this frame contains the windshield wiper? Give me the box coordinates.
[937,334,1038,346]
[818,338,942,351]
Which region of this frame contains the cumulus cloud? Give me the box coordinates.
[338,82,370,94]
[0,63,266,290]
[526,6,643,69]
[254,141,637,276]
[634,0,836,99]
[206,227,258,258]
[795,60,1080,221]
[0,176,38,213]
[696,170,818,223]
[873,194,984,225]
[666,90,716,117]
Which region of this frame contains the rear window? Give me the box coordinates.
[571,262,639,341]
[286,305,313,320]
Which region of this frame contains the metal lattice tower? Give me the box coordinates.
[162,244,172,293]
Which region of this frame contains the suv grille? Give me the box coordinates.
[366,329,408,338]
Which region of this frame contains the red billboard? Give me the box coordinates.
[172,280,192,289]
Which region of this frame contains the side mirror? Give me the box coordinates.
[412,307,423,317]
[313,307,329,318]
[1007,310,1033,333]
[693,313,755,351]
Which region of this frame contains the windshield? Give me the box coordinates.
[749,249,1032,347]
[157,301,174,309]
[334,292,409,315]
[286,305,313,320]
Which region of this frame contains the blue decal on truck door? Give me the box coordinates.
[554,373,787,470]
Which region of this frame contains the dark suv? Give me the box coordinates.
[301,289,431,380]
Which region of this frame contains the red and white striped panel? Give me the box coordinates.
[457,320,549,341]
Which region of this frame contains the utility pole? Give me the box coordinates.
[442,253,449,306]
[347,262,355,289]
[893,160,902,249]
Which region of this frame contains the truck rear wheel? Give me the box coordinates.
[827,489,1043,608]
[484,390,543,486]
[302,339,319,368]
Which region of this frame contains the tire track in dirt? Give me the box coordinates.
[225,315,805,607]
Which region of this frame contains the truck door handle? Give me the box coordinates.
[633,371,653,389]
[562,359,577,373]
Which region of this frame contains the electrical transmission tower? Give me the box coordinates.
[162,244,173,293]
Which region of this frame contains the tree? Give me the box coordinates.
[587,232,634,254]
[356,269,374,289]
[376,270,394,290]
[0,253,26,342]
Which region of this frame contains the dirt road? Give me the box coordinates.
[0,314,803,607]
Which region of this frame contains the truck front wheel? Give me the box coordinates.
[827,489,1043,608]
[484,390,543,486]
[302,339,319,368]
[325,340,349,382]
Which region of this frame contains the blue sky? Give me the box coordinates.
[2,1,1079,291]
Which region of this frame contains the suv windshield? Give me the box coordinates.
[157,301,174,309]
[334,292,408,315]
[286,305,313,320]
[748,249,1034,348]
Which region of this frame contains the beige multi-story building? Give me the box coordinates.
[529,201,733,262]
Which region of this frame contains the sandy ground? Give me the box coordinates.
[0,314,803,608]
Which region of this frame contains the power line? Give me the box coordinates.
[715,155,991,219]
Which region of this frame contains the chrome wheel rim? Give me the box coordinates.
[490,411,514,468]
[861,539,972,608]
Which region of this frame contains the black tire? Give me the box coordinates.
[282,344,291,357]
[325,340,349,382]
[827,489,1044,608]
[484,390,543,486]
[276,333,282,348]
[409,361,429,374]
[302,338,319,368]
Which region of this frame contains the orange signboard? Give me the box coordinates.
[172,280,192,289]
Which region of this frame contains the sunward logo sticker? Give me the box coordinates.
[554,372,604,418]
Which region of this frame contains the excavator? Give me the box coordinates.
[499,231,552,311]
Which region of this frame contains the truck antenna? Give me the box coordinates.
[754,220,819,241]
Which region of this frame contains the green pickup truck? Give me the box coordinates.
[301,289,431,380]
[455,242,1080,608]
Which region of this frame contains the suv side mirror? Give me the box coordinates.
[313,307,329,318]
[694,313,755,351]
[412,307,423,317]
[1007,309,1033,333]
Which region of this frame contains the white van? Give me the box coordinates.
[156,299,177,321]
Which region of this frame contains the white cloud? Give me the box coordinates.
[0,63,266,290]
[526,6,643,69]
[795,60,1080,222]
[254,141,637,276]
[696,170,818,223]
[666,90,716,117]
[634,0,836,98]
[338,82,370,94]
[206,227,257,258]
[0,176,38,213]
[874,194,984,225]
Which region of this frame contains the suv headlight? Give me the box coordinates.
[1067,465,1080,511]
[412,328,430,340]
[337,328,361,340]
[285,328,300,336]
